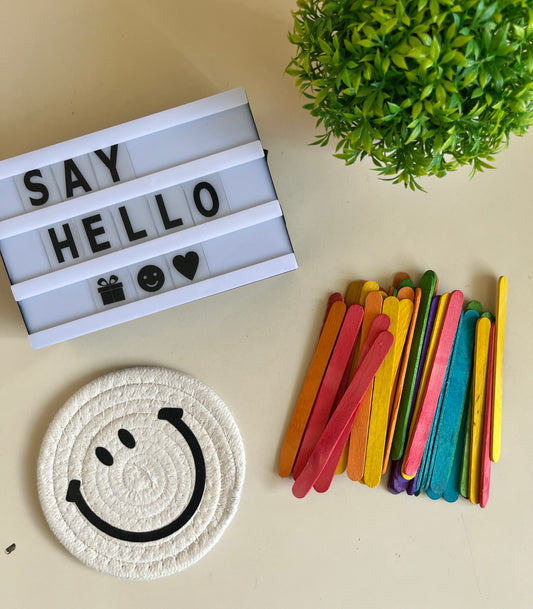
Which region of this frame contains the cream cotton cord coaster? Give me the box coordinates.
[37,366,245,580]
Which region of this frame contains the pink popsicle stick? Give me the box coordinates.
[480,323,495,508]
[313,314,391,492]
[292,330,394,498]
[293,304,364,478]
[402,290,464,479]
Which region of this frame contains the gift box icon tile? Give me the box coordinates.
[97,275,125,305]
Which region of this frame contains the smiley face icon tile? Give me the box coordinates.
[37,367,245,579]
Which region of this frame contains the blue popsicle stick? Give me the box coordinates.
[429,309,479,496]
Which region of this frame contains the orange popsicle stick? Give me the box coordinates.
[278,300,346,477]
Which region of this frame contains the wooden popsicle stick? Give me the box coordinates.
[293,304,364,478]
[481,323,496,508]
[334,281,366,476]
[404,294,450,460]
[364,297,400,487]
[402,290,464,479]
[466,300,483,314]
[393,272,411,288]
[469,316,491,504]
[397,286,415,301]
[443,395,470,503]
[390,270,438,460]
[429,309,479,495]
[321,292,344,329]
[278,300,346,477]
[382,288,421,472]
[459,392,473,498]
[398,278,415,290]
[345,280,365,307]
[392,296,440,492]
[292,331,394,498]
[314,314,391,492]
[346,290,384,481]
[359,280,380,307]
[491,276,507,462]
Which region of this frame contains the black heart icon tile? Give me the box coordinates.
[172,251,199,280]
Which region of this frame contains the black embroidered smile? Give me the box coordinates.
[66,408,205,543]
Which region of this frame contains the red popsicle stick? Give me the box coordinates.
[402,290,464,479]
[313,314,392,492]
[480,323,495,508]
[293,304,364,478]
[292,330,394,498]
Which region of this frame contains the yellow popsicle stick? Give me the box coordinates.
[402,293,450,480]
[364,297,400,487]
[491,276,507,462]
[359,281,380,307]
[335,280,365,475]
[383,288,421,473]
[470,316,491,504]
[391,298,415,387]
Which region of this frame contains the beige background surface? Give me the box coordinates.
[1,1,531,608]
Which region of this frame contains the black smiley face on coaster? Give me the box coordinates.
[66,408,206,543]
[137,264,165,292]
[38,368,245,580]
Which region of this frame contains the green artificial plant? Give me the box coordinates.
[287,0,533,190]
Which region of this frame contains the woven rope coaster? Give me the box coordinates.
[37,367,245,580]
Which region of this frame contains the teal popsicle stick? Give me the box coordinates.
[390,270,438,460]
[443,391,471,503]
[429,309,479,495]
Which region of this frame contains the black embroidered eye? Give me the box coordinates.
[95,446,114,466]
[118,428,136,449]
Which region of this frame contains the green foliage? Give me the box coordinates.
[287,0,533,190]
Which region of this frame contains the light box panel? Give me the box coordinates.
[0,88,297,348]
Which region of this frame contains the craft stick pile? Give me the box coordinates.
[278,271,507,507]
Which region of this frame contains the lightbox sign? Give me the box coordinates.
[0,88,297,348]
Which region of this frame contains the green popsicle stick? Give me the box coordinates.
[459,390,473,498]
[390,270,438,460]
[398,278,415,290]
[466,300,483,314]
